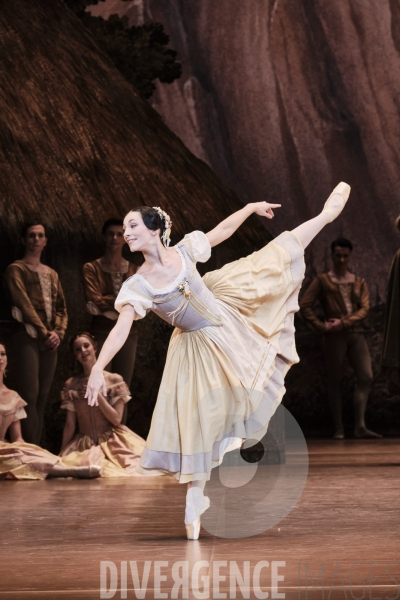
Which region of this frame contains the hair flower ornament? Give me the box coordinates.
[153,206,172,247]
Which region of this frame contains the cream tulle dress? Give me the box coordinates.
[115,230,305,483]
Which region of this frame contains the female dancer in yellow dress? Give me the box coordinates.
[60,333,145,477]
[0,342,101,480]
[85,184,350,538]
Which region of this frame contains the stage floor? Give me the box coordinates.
[1,438,399,599]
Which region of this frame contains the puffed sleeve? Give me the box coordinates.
[107,381,131,406]
[4,263,49,341]
[14,407,27,421]
[60,387,76,412]
[12,394,28,421]
[82,262,115,311]
[179,231,211,263]
[299,276,326,332]
[114,277,153,319]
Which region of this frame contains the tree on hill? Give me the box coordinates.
[64,0,181,98]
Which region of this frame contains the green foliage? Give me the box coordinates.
[64,0,181,98]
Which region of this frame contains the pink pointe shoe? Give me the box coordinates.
[323,182,351,222]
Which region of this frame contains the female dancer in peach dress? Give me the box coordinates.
[0,342,100,480]
[85,184,351,538]
[60,333,145,477]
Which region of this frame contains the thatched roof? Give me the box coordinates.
[0,0,269,253]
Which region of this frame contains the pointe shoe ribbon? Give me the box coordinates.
[323,182,351,222]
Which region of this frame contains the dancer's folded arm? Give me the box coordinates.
[206,201,281,247]
[85,305,136,406]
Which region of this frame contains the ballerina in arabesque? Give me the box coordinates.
[85,183,350,539]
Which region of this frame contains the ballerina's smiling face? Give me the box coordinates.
[123,211,161,252]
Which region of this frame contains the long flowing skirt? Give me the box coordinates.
[137,232,305,483]
[60,426,146,478]
[0,441,59,480]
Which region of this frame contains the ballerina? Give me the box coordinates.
[60,332,146,477]
[85,183,350,539]
[0,341,101,480]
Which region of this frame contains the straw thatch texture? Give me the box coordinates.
[0,0,268,252]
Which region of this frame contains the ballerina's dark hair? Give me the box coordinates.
[129,206,165,242]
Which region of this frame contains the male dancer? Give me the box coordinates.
[300,238,381,439]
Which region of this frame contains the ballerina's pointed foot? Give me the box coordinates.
[323,182,351,223]
[186,517,201,540]
[185,496,210,540]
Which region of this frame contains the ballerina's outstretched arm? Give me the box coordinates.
[206,201,281,248]
[85,305,136,406]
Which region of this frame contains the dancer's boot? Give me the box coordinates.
[48,464,102,479]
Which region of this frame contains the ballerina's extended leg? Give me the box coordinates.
[291,182,351,249]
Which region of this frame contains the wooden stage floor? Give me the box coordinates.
[1,438,399,599]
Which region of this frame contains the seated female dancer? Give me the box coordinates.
[85,184,351,539]
[60,332,145,477]
[0,342,100,480]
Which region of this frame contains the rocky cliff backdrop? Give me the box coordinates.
[92,0,400,301]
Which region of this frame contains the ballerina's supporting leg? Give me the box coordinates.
[185,480,208,525]
[185,480,211,540]
[290,183,351,249]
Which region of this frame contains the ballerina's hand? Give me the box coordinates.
[85,367,107,407]
[252,201,282,219]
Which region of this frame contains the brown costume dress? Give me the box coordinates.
[0,393,60,480]
[60,380,145,477]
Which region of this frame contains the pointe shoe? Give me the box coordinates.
[186,516,201,540]
[184,495,210,540]
[323,182,351,222]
